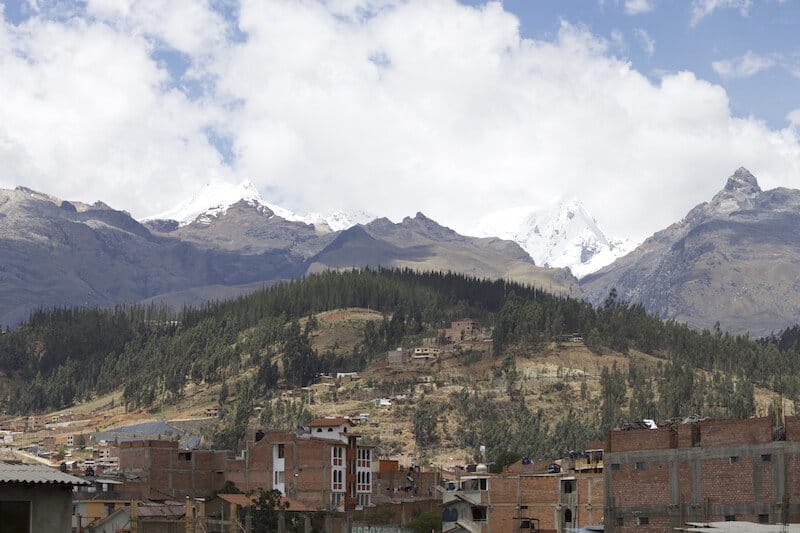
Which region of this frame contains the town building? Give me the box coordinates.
[604,415,800,532]
[413,347,441,359]
[442,453,605,533]
[225,417,376,512]
[444,319,481,343]
[386,347,410,365]
[0,462,90,532]
[117,440,230,499]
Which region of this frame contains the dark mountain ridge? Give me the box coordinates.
[581,168,800,335]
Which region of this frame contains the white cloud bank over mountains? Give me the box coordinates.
[0,0,798,243]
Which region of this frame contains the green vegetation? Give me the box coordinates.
[0,267,791,459]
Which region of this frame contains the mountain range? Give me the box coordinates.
[475,198,636,278]
[0,183,576,327]
[2,167,798,336]
[581,168,800,336]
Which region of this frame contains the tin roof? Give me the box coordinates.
[0,463,91,485]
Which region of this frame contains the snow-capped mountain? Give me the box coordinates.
[475,198,635,278]
[306,210,377,232]
[145,179,304,226]
[144,179,375,232]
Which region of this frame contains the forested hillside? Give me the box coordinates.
[1,269,798,460]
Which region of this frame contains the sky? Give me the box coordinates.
[0,0,799,241]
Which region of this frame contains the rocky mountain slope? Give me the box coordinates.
[476,198,634,278]
[581,168,800,336]
[0,184,575,326]
[0,187,303,327]
[307,213,578,293]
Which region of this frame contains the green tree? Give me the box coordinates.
[412,398,439,448]
[250,489,289,533]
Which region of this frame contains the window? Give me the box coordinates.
[357,493,371,507]
[442,508,458,523]
[0,501,30,532]
[617,517,624,526]
[274,471,284,485]
[277,444,285,459]
[479,478,488,491]
[611,463,620,471]
[357,471,371,492]
[328,428,333,432]
[564,509,573,523]
[471,506,488,521]
[729,456,739,465]
[562,480,574,494]
[255,430,265,442]
[634,462,645,470]
[357,448,371,468]
[758,514,769,524]
[179,452,192,461]
[331,493,343,507]
[520,519,532,529]
[332,469,343,491]
[332,447,344,466]
[637,516,649,525]
[343,426,347,433]
[725,515,736,522]
[762,454,772,462]
[317,428,322,433]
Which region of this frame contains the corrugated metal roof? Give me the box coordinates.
[0,463,91,485]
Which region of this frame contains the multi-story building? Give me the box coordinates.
[117,440,230,499]
[225,417,376,511]
[605,415,800,532]
[442,455,604,533]
[444,319,481,343]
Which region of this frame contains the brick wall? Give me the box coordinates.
[700,417,773,446]
[609,427,674,452]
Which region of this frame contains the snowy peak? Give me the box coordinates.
[144,179,375,232]
[476,197,634,278]
[307,210,377,233]
[145,179,304,226]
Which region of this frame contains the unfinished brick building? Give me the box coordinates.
[225,417,376,511]
[442,459,604,533]
[117,440,229,499]
[605,416,800,532]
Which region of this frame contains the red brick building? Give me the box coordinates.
[605,416,800,531]
[117,440,230,499]
[442,457,605,533]
[225,417,376,512]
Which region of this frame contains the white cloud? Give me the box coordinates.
[690,0,752,26]
[634,28,655,55]
[83,0,228,57]
[789,109,800,127]
[0,14,232,215]
[712,50,776,78]
[624,0,655,15]
[1,0,799,244]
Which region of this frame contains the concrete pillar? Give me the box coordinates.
[185,497,195,533]
[130,500,139,533]
[228,502,239,533]
[278,509,286,533]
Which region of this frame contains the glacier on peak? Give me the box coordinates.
[144,179,375,231]
[475,198,635,278]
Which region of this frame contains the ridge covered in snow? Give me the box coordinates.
[144,179,375,231]
[475,198,635,278]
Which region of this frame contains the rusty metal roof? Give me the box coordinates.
[0,463,91,485]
